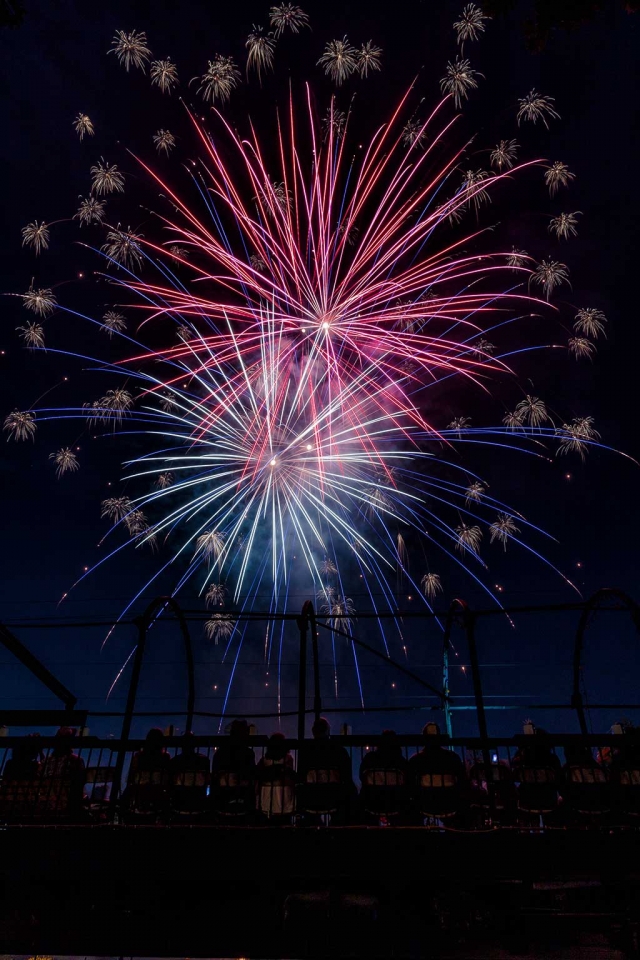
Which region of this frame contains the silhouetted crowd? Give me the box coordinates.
[1,718,640,827]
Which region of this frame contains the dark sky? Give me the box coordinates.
[0,0,638,741]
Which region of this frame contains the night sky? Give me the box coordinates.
[0,0,639,741]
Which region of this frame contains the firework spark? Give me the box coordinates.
[454,4,490,45]
[421,572,443,600]
[568,336,596,359]
[101,227,144,270]
[531,259,570,299]
[489,513,519,549]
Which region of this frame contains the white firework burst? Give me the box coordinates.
[490,139,518,171]
[454,3,490,45]
[568,336,596,360]
[455,523,483,555]
[549,211,581,240]
[465,481,486,504]
[204,613,235,644]
[544,161,575,196]
[246,26,276,81]
[195,529,226,564]
[205,582,227,608]
[515,395,550,427]
[356,41,382,77]
[531,259,570,300]
[195,55,241,105]
[269,4,310,37]
[101,497,133,522]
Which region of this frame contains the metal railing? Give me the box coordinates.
[2,732,640,829]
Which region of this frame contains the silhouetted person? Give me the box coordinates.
[0,733,42,821]
[169,731,210,818]
[408,722,465,821]
[39,727,86,820]
[562,743,610,821]
[512,725,561,822]
[359,729,409,822]
[125,727,171,820]
[298,717,355,823]
[256,732,296,821]
[211,719,256,819]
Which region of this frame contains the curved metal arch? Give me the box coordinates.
[572,588,640,734]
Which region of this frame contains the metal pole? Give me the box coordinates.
[465,611,488,743]
[442,636,453,738]
[112,616,147,808]
[309,604,322,725]
[297,605,308,742]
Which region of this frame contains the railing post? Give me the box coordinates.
[465,610,490,758]
[297,605,309,741]
[112,616,147,808]
[309,603,321,725]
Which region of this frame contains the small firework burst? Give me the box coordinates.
[517,89,560,128]
[323,104,347,139]
[549,211,581,240]
[205,582,227,607]
[153,129,176,155]
[101,227,144,270]
[556,417,599,462]
[3,410,36,441]
[195,55,241,105]
[269,4,310,37]
[101,496,133,522]
[317,36,358,85]
[515,395,550,426]
[73,113,95,140]
[16,321,45,349]
[155,471,174,489]
[460,168,491,214]
[531,259,570,299]
[440,57,481,108]
[204,613,234,643]
[574,308,607,339]
[246,26,276,81]
[356,40,382,77]
[421,572,443,600]
[402,120,426,148]
[49,447,80,478]
[21,221,50,254]
[490,139,518,171]
[150,57,179,94]
[465,481,486,504]
[74,196,106,226]
[21,283,56,317]
[109,29,151,72]
[507,247,528,271]
[489,514,519,549]
[454,4,490,45]
[568,336,596,360]
[90,158,125,195]
[455,523,483,554]
[101,310,127,336]
[544,161,575,196]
